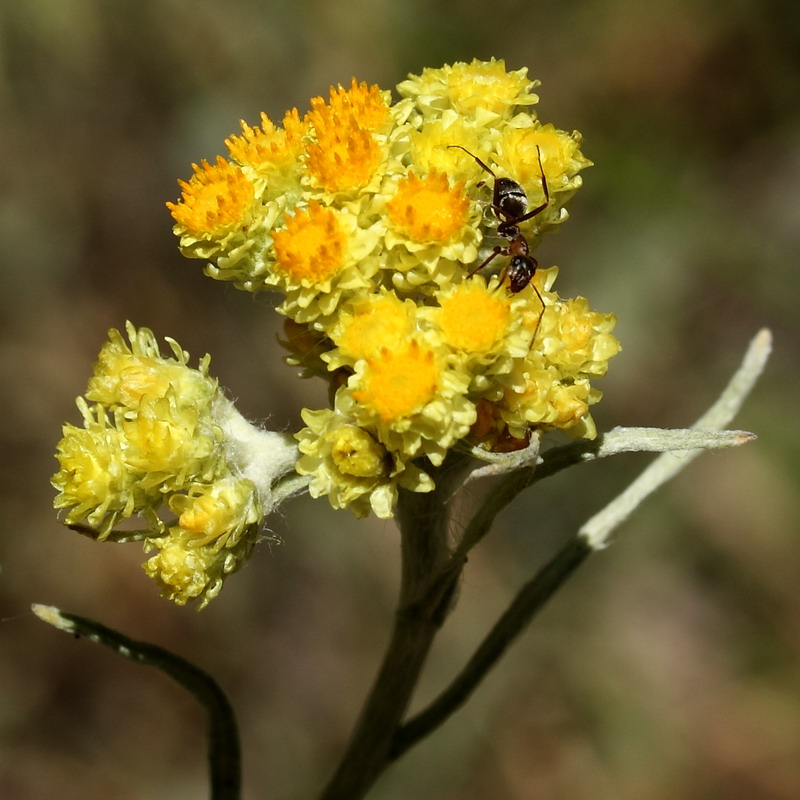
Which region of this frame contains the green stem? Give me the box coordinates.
[317,460,467,800]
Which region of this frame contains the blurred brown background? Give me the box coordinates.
[1,1,798,798]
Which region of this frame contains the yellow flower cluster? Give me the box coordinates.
[168,58,620,519]
[52,323,298,607]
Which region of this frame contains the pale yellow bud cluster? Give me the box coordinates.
[53,323,297,606]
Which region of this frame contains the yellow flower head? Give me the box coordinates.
[143,522,259,609]
[296,407,434,519]
[493,295,616,441]
[436,277,514,354]
[120,392,220,490]
[167,157,256,246]
[226,110,300,167]
[305,124,385,195]
[324,290,418,369]
[397,58,539,122]
[386,172,471,245]
[490,123,593,244]
[303,81,391,196]
[171,476,262,548]
[500,360,599,440]
[418,275,537,397]
[167,155,280,289]
[268,202,382,324]
[498,124,591,191]
[352,339,440,423]
[380,171,481,291]
[87,325,214,410]
[406,120,484,178]
[312,79,392,133]
[342,338,477,467]
[539,295,622,376]
[53,400,138,536]
[225,109,308,199]
[273,202,348,285]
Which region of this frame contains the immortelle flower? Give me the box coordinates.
[43,55,765,800]
[56,59,620,605]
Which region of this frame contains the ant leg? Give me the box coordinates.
[467,246,504,278]
[513,145,551,224]
[527,278,545,349]
[447,144,497,179]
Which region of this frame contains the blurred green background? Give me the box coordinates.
[1,1,798,798]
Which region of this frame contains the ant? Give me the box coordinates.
[448,144,550,298]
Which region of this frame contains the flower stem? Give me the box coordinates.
[317,460,467,800]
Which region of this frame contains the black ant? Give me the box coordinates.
[448,144,550,298]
